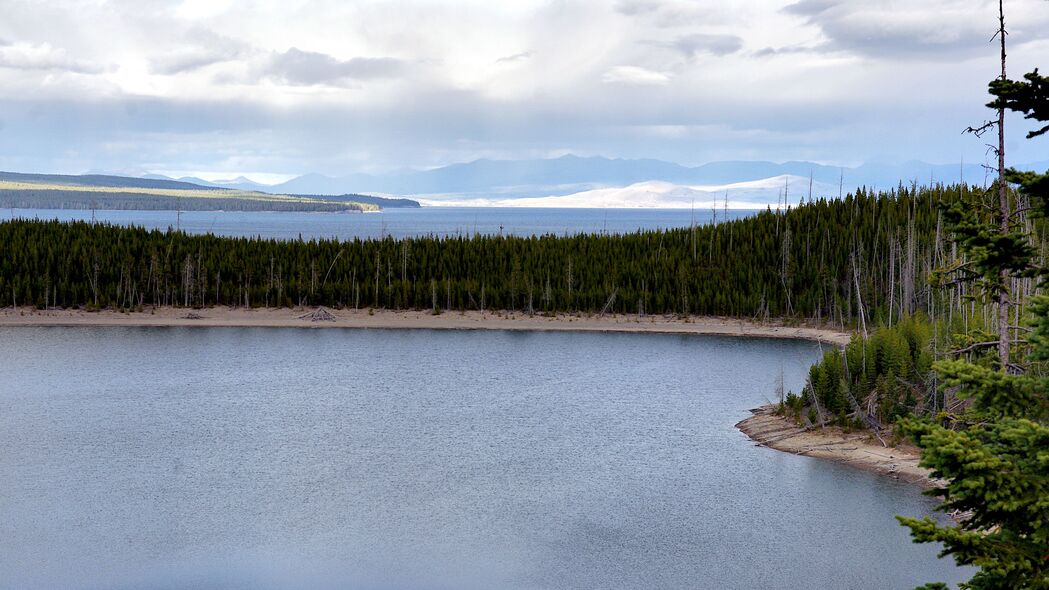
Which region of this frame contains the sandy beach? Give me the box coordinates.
[736,405,937,489]
[0,306,852,344]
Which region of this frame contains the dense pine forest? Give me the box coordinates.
[0,188,375,212]
[0,183,1016,324]
[0,170,421,211]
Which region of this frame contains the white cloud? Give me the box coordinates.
[0,41,107,74]
[0,0,1047,176]
[601,65,671,85]
[256,48,406,86]
[495,51,532,64]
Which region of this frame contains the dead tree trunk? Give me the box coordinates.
[995,0,1011,370]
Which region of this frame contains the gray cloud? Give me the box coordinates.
[753,42,831,58]
[614,0,661,16]
[614,0,721,27]
[782,1,1049,60]
[263,48,405,86]
[782,0,836,17]
[151,50,237,75]
[495,52,532,64]
[655,33,743,57]
[1,57,1029,178]
[0,41,107,74]
[149,29,250,75]
[0,0,1046,177]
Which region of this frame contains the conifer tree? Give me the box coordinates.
[897,7,1049,586]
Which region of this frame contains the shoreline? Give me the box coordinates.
[736,405,937,489]
[0,306,851,344]
[5,306,944,505]
[9,306,926,492]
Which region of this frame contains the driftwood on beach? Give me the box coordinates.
[298,307,337,322]
[736,405,937,489]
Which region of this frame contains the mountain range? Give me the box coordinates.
[135,155,1049,201]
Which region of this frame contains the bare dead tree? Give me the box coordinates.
[566,257,573,304]
[781,221,794,316]
[599,287,618,317]
[852,250,868,337]
[994,0,1011,369]
[963,0,1012,369]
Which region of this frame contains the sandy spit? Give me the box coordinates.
[0,306,851,344]
[736,405,938,489]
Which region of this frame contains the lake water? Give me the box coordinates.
[5,207,755,241]
[0,327,969,589]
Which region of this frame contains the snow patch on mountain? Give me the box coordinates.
[419,175,836,208]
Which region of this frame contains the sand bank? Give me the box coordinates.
[0,306,851,344]
[736,405,937,489]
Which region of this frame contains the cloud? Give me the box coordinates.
[654,33,743,57]
[0,41,106,74]
[782,0,836,17]
[1,0,1048,176]
[614,0,662,16]
[495,51,532,64]
[782,0,1049,60]
[262,48,405,86]
[614,0,722,27]
[151,50,238,75]
[753,42,831,58]
[149,29,249,75]
[601,66,670,85]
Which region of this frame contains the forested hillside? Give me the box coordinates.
[0,178,395,213]
[0,188,375,212]
[0,184,986,321]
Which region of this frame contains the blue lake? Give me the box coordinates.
[5,207,757,241]
[0,327,970,589]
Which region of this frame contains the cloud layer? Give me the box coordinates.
[0,0,1047,177]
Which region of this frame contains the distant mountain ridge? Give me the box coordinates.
[150,155,1049,199]
[0,171,420,209]
[0,171,224,191]
[21,155,1049,207]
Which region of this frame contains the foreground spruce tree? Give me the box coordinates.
[896,6,1049,587]
[898,353,1049,589]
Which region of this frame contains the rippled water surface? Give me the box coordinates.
[0,327,969,589]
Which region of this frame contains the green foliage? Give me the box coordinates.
[934,359,1049,422]
[939,198,1034,303]
[1026,296,1049,362]
[990,68,1049,220]
[898,64,1049,590]
[803,315,935,426]
[988,68,1049,139]
[784,390,803,417]
[1006,168,1049,205]
[897,416,1049,589]
[0,180,383,212]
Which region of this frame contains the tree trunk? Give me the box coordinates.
[996,0,1010,370]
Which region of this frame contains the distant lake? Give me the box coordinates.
[5,207,757,240]
[0,327,970,589]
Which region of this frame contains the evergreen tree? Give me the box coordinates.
[896,10,1049,586]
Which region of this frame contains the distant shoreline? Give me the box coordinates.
[0,306,851,344]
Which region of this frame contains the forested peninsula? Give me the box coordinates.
[2,184,957,318]
[0,172,420,212]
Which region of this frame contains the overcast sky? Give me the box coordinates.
[0,0,1047,180]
